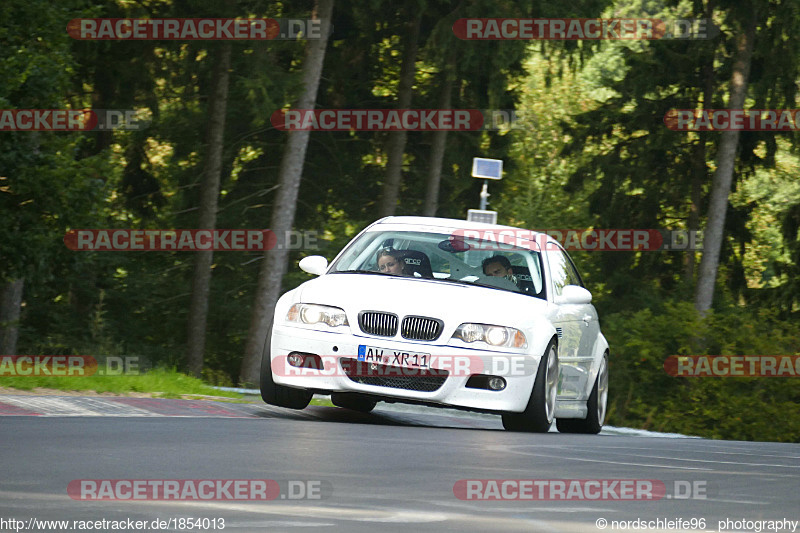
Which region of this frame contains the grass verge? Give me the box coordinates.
[0,368,241,399]
[310,397,334,407]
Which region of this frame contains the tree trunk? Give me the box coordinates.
[423,66,454,217]
[0,278,24,355]
[239,0,334,386]
[377,14,421,217]
[684,54,715,284]
[694,14,756,314]
[185,43,232,378]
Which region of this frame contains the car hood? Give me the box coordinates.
[297,272,549,329]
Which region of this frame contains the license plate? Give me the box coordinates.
[357,345,430,369]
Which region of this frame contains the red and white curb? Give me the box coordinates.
[0,395,278,418]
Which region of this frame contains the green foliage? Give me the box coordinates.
[604,301,800,442]
[495,1,800,442]
[0,0,110,283]
[2,0,799,442]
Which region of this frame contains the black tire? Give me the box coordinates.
[556,353,608,434]
[502,338,559,432]
[259,329,312,410]
[331,393,377,413]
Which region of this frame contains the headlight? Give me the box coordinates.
[287,304,349,327]
[459,323,484,343]
[485,326,508,346]
[453,323,527,348]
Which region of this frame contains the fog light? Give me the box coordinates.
[488,377,506,391]
[287,353,304,367]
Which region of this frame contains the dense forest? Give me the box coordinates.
[1,0,798,441]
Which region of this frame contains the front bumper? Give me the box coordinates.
[270,324,541,413]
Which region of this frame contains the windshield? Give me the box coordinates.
[328,229,546,299]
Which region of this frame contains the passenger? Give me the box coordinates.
[376,248,408,276]
[482,255,518,285]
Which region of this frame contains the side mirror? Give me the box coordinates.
[299,255,328,276]
[556,285,592,305]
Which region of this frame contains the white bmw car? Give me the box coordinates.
[261,216,609,433]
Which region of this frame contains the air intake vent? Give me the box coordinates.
[358,311,398,337]
[400,316,443,341]
[340,358,447,392]
[556,327,563,338]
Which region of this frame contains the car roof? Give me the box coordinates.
[369,216,552,246]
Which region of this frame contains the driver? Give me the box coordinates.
[376,248,408,276]
[482,255,518,286]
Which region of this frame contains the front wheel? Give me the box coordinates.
[502,338,559,432]
[259,332,312,409]
[556,353,608,434]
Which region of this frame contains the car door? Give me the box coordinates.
[547,243,597,400]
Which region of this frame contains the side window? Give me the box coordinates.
[549,247,583,296]
[549,250,569,296]
[528,253,544,294]
[428,252,450,277]
[512,252,544,296]
[563,253,583,288]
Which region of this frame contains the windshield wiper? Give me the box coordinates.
[432,277,474,286]
[333,269,392,276]
[333,270,478,285]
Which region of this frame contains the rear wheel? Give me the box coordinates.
[259,329,312,409]
[331,393,377,413]
[556,353,608,434]
[502,338,559,432]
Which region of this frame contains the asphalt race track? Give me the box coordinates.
[1,395,798,533]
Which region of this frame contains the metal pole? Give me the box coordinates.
[479,179,489,210]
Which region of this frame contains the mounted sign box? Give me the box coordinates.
[467,209,497,225]
[471,158,503,180]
